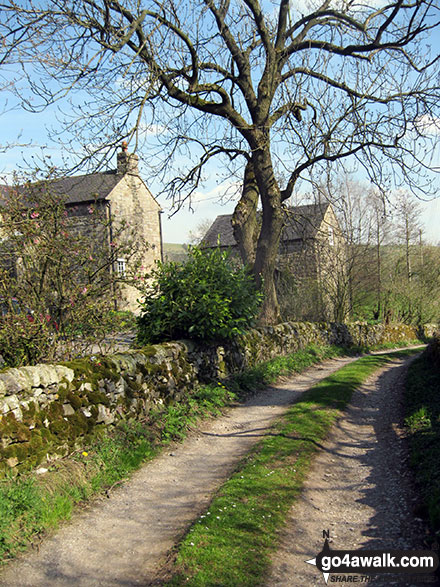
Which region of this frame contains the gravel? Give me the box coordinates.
[267,354,439,587]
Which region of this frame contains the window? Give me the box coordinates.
[328,226,334,246]
[116,258,126,277]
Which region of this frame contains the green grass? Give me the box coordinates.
[166,349,420,586]
[366,339,425,352]
[225,343,352,396]
[404,350,440,537]
[0,344,341,564]
[0,343,422,567]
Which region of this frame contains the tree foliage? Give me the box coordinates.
[137,245,262,344]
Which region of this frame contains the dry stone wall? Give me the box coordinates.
[194,321,436,380]
[425,332,440,366]
[0,322,435,474]
[0,344,197,474]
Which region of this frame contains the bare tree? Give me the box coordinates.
[381,230,440,325]
[2,0,440,323]
[312,175,368,320]
[394,189,423,282]
[187,218,214,245]
[304,175,384,321]
[306,175,439,324]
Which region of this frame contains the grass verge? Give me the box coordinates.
[0,343,424,567]
[165,349,420,586]
[0,343,348,564]
[363,338,425,352]
[404,349,440,539]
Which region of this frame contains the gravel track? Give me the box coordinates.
[0,355,357,587]
[0,349,433,587]
[268,353,438,587]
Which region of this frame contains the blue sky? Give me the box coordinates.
[1,1,439,246]
[1,103,439,245]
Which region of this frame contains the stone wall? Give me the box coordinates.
[0,321,435,474]
[201,321,435,380]
[0,344,197,473]
[108,174,162,312]
[425,332,440,367]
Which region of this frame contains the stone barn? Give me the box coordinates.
[202,203,347,321]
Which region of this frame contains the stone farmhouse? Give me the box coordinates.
[0,145,163,312]
[203,203,347,320]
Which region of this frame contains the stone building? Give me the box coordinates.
[0,145,163,312]
[203,202,347,320]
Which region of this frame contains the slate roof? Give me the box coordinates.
[202,203,330,247]
[0,171,122,207]
[203,214,236,247]
[46,171,121,205]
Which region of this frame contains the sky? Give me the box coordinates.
[1,1,439,246]
[2,101,439,246]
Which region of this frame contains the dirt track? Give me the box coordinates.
[0,349,435,586]
[0,355,357,586]
[268,354,438,586]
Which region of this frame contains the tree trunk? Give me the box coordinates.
[251,146,284,326]
[405,217,411,282]
[231,159,259,266]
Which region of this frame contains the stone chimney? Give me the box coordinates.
[117,141,139,175]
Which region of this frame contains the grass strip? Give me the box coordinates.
[0,343,346,564]
[404,350,440,539]
[0,343,423,565]
[166,349,420,587]
[362,339,424,352]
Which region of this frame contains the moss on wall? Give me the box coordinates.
[0,321,434,475]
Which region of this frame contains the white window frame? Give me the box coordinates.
[116,258,127,277]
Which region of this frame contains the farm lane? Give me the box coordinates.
[0,348,431,586]
[267,354,437,586]
[0,355,358,586]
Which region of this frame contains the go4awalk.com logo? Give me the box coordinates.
[306,531,439,584]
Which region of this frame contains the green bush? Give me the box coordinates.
[64,310,137,337]
[0,315,54,368]
[105,310,137,333]
[137,246,262,344]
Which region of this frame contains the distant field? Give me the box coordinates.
[163,242,186,252]
[163,243,188,261]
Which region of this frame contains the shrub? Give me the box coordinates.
[104,310,137,333]
[0,314,54,367]
[137,246,262,344]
